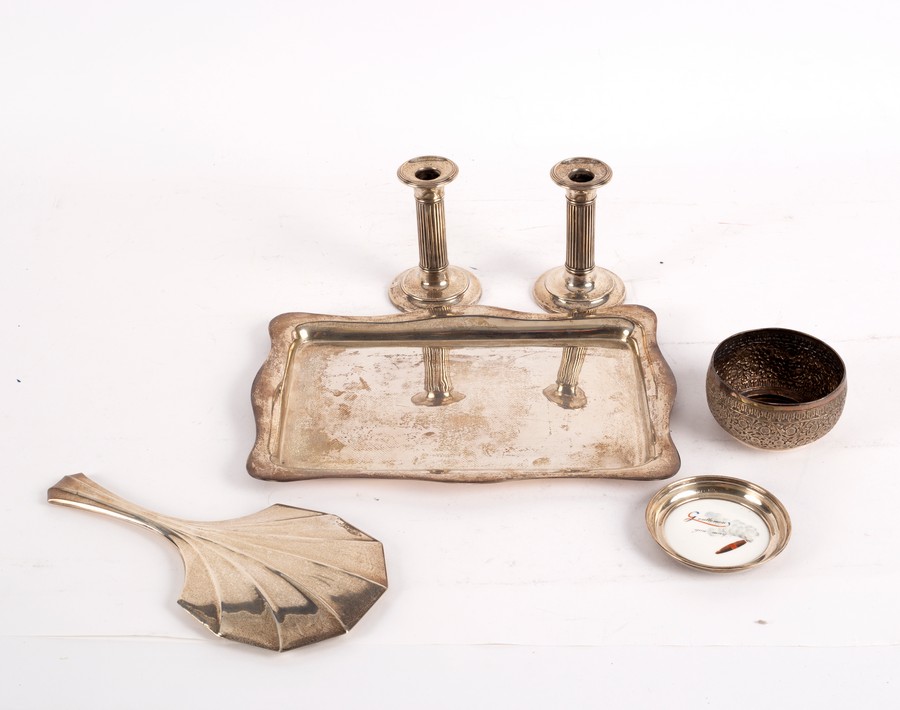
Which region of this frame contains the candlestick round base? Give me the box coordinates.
[389,265,482,312]
[533,266,625,314]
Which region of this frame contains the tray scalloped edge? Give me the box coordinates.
[247,304,680,483]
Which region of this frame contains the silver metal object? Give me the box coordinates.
[389,156,482,311]
[48,474,388,651]
[533,158,626,313]
[248,306,679,482]
[706,328,847,449]
[646,475,791,572]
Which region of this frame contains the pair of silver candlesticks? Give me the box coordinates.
[390,155,625,315]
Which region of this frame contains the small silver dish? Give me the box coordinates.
[706,327,847,449]
[645,475,791,572]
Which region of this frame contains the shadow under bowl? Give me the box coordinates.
[706,328,847,450]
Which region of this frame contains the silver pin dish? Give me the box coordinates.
[646,475,791,572]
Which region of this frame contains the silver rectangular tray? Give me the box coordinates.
[248,305,679,482]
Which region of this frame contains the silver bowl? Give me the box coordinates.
[706,328,847,449]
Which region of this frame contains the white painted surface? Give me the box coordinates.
[3,1,899,706]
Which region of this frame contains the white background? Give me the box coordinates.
[3,1,899,707]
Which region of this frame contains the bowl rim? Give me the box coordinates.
[708,327,847,411]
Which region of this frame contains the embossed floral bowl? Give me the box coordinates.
[706,328,847,449]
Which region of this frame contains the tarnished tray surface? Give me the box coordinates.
[248,306,679,482]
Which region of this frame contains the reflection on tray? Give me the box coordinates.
[412,346,465,407]
[544,345,589,410]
